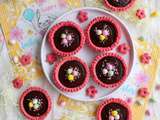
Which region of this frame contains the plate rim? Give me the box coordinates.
[0,25,4,56]
[40,7,135,102]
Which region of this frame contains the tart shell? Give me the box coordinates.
[48,21,85,56]
[104,0,136,12]
[86,16,121,52]
[97,98,132,120]
[53,57,89,92]
[19,87,52,120]
[91,52,127,88]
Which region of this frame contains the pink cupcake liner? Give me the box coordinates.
[86,16,121,52]
[48,21,85,57]
[104,0,136,12]
[53,56,90,92]
[19,87,52,120]
[97,98,132,120]
[91,52,127,88]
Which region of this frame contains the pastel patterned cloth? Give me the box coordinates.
[0,0,160,120]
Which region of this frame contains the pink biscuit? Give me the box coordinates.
[53,56,89,92]
[97,98,132,120]
[117,43,130,54]
[48,21,85,57]
[86,85,98,98]
[91,52,127,88]
[19,87,52,120]
[104,0,136,12]
[86,16,121,52]
[12,77,23,89]
[77,10,88,23]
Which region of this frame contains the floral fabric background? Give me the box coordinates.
[0,0,160,120]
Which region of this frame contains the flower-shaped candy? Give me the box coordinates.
[28,98,42,111]
[77,11,88,23]
[95,26,110,43]
[46,53,56,64]
[140,53,151,64]
[117,43,130,54]
[19,54,32,66]
[138,87,150,98]
[66,67,80,82]
[12,77,23,89]
[109,110,120,120]
[136,9,146,20]
[60,32,74,47]
[86,86,97,98]
[102,63,119,80]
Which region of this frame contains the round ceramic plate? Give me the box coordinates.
[41,7,134,101]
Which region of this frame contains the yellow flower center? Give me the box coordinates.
[28,102,33,108]
[99,35,106,41]
[111,110,118,117]
[67,74,74,82]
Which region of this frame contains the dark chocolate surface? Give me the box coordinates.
[107,0,131,7]
[54,26,81,52]
[23,91,48,117]
[101,103,128,120]
[90,21,117,48]
[96,56,124,84]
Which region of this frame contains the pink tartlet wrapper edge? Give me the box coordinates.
[48,21,85,57]
[19,87,52,120]
[97,98,132,120]
[53,56,90,92]
[86,16,121,52]
[91,52,128,88]
[104,0,136,12]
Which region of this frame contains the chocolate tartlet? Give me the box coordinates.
[97,98,132,120]
[91,53,127,88]
[53,57,89,92]
[86,16,121,52]
[48,21,85,56]
[104,0,136,11]
[19,87,52,120]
